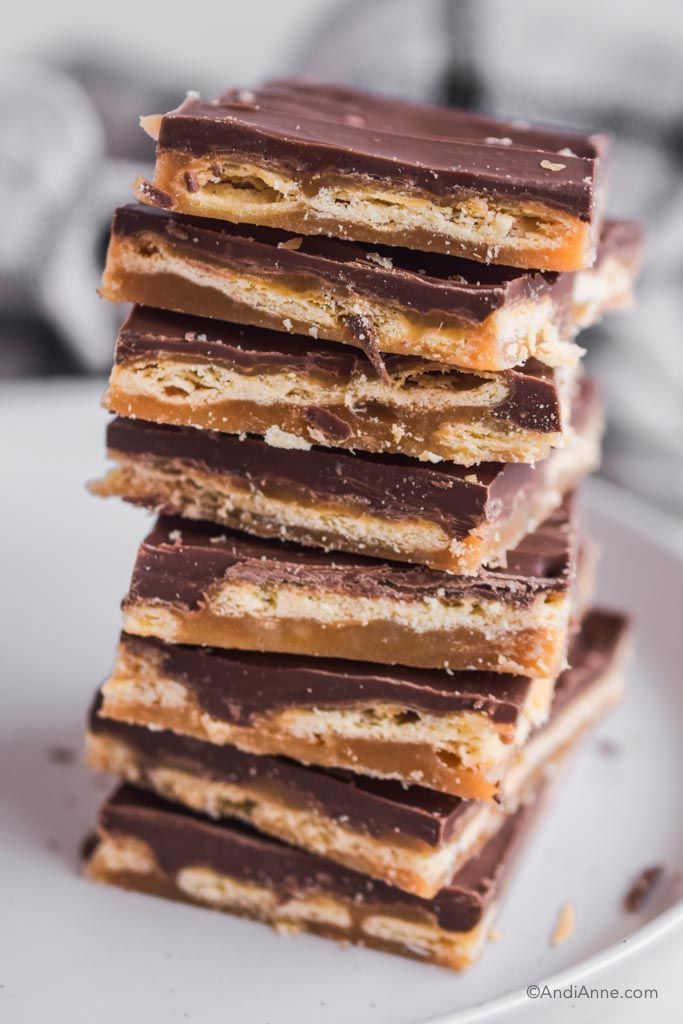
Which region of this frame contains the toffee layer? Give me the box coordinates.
[120,497,579,675]
[101,207,641,373]
[137,80,609,271]
[86,784,538,970]
[94,378,600,574]
[88,609,629,896]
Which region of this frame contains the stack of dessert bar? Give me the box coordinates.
[84,81,640,970]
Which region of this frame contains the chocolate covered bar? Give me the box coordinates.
[93,379,600,574]
[88,610,629,896]
[104,307,581,466]
[86,783,538,970]
[99,633,553,802]
[101,207,641,372]
[135,80,608,271]
[120,496,581,676]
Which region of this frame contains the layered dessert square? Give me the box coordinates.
[104,307,578,466]
[93,379,600,573]
[119,496,582,676]
[135,80,609,271]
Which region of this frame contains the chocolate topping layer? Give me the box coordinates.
[91,609,629,848]
[105,378,595,540]
[126,495,577,612]
[156,80,607,220]
[114,305,567,434]
[98,782,534,932]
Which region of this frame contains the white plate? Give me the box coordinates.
[2,380,682,1024]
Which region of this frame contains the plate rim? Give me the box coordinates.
[417,477,683,1024]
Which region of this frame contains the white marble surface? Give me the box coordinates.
[1,380,682,1023]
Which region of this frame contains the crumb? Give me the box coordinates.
[540,160,567,172]
[208,534,228,545]
[46,745,76,765]
[418,450,443,463]
[596,737,621,758]
[168,529,182,543]
[236,89,256,104]
[184,171,199,193]
[278,237,303,251]
[624,866,663,913]
[485,136,513,146]
[136,178,173,208]
[551,903,575,946]
[557,147,577,157]
[80,832,99,862]
[464,473,479,484]
[184,332,197,341]
[366,251,394,270]
[282,318,293,332]
[342,312,389,383]
[263,426,311,451]
[274,920,302,935]
[308,326,319,339]
[488,927,503,943]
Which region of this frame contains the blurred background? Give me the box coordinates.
[2,0,682,517]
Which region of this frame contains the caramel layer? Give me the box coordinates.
[122,592,570,677]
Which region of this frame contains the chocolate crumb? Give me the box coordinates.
[624,866,663,913]
[305,408,353,442]
[47,745,76,765]
[342,313,390,383]
[136,178,174,209]
[596,737,621,758]
[80,832,99,862]
[184,170,200,193]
